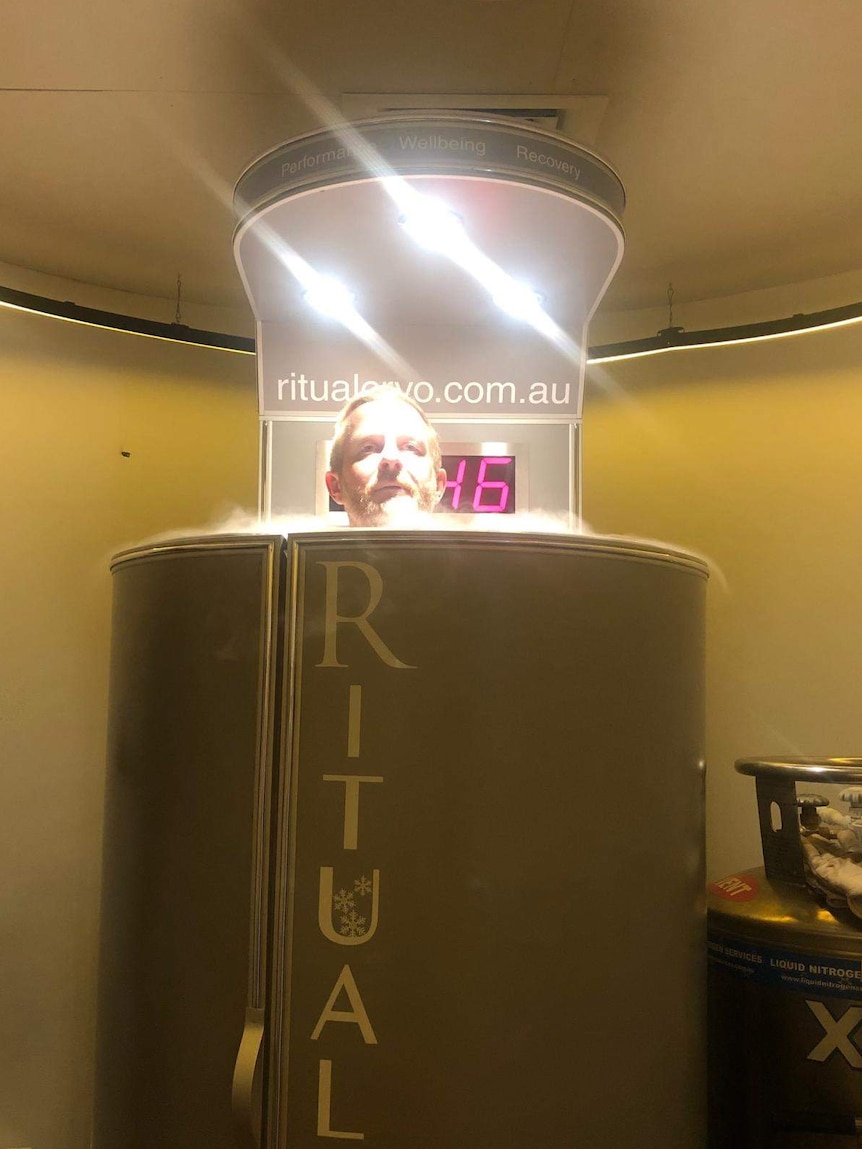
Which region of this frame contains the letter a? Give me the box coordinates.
[316,561,414,669]
[311,965,378,1044]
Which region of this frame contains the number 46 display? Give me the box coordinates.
[439,455,515,514]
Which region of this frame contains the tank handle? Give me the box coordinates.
[735,758,862,886]
[736,758,862,784]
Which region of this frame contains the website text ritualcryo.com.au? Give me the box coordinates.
[275,373,574,409]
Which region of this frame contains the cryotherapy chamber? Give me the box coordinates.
[95,531,707,1148]
[93,115,709,1148]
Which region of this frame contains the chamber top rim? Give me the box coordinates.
[109,529,709,579]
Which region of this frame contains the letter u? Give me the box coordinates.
[318,868,380,946]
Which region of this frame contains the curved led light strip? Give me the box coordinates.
[2,281,862,362]
[0,284,255,354]
[588,300,862,361]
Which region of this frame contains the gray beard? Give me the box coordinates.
[349,481,440,527]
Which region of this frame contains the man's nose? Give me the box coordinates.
[379,438,402,468]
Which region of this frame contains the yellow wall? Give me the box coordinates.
[0,306,257,1148]
[584,321,862,881]
[3,301,862,1144]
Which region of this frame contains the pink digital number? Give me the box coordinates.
[444,457,468,509]
[473,457,511,513]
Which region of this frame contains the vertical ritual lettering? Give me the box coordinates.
[311,559,413,1140]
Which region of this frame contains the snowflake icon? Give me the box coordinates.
[354,875,373,897]
[333,889,355,914]
[339,910,367,937]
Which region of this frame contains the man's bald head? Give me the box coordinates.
[328,390,442,473]
[325,391,446,526]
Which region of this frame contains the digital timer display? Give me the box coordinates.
[321,439,524,516]
[439,455,516,514]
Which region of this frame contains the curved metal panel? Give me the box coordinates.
[267,531,707,1148]
[94,537,284,1148]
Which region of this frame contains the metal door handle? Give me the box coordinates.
[232,1007,264,1148]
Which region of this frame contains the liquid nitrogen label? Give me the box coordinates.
[708,931,862,1000]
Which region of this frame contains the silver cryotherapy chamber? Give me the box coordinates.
[94,530,707,1148]
[94,113,709,1146]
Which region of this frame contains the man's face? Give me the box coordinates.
[325,399,447,526]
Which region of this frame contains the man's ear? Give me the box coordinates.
[435,468,447,500]
[325,471,345,506]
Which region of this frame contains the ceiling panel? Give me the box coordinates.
[1,0,861,321]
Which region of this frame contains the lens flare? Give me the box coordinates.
[302,276,357,320]
[491,280,545,321]
[398,200,466,255]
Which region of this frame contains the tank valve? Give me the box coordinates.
[796,793,828,833]
[839,786,862,823]
[838,787,862,854]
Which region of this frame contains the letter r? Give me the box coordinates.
[316,561,414,669]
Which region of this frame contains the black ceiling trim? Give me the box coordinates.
[588,300,862,360]
[0,284,255,354]
[3,282,862,362]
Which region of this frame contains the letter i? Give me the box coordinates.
[348,685,361,758]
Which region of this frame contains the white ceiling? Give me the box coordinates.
[2,0,861,333]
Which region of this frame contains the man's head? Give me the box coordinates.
[325,391,447,527]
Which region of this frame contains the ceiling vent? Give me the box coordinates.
[340,94,608,144]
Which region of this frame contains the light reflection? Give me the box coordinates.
[247,215,417,380]
[491,280,545,322]
[384,181,582,358]
[397,199,466,255]
[302,276,357,320]
[230,49,586,368]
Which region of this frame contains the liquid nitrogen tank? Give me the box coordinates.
[94,529,707,1148]
[709,758,862,1148]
